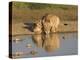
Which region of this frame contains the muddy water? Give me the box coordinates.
[10,32,78,58]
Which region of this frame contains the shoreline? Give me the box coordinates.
[10,21,78,36]
[10,31,77,37]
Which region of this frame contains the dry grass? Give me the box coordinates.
[12,5,78,23]
[10,3,78,36]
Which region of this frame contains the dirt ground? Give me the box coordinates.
[11,21,77,36]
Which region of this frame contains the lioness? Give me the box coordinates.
[42,14,60,34]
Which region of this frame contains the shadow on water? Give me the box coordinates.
[32,33,60,52]
[23,23,35,32]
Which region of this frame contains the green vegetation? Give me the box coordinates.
[12,2,77,10]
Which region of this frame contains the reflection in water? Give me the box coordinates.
[12,38,23,43]
[12,50,38,58]
[12,52,24,58]
[11,33,77,58]
[32,34,43,48]
[26,44,32,48]
[43,34,60,52]
[32,33,60,52]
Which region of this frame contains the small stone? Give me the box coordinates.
[15,52,23,56]
[12,52,23,58]
[30,50,37,55]
[64,23,68,26]
[15,38,20,41]
[13,38,22,43]
[26,44,32,48]
[62,36,65,39]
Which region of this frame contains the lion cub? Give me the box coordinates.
[33,20,42,34]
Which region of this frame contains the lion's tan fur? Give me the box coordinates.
[33,14,60,34]
[33,20,42,34]
[42,14,60,34]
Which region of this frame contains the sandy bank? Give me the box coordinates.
[10,21,77,36]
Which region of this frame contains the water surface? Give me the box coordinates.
[11,32,78,58]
